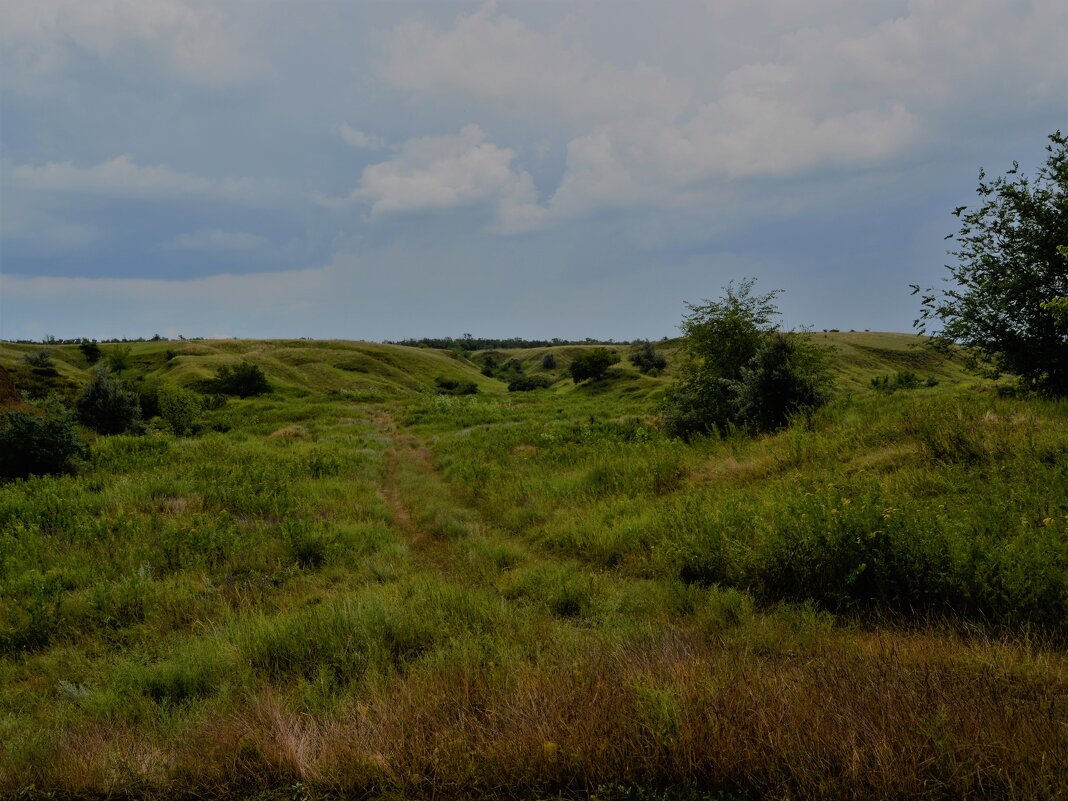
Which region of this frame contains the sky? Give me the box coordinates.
[1,0,1066,342]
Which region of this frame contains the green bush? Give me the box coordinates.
[629,341,668,375]
[871,370,934,392]
[106,345,132,372]
[0,398,84,479]
[22,350,57,373]
[75,364,141,434]
[208,362,271,397]
[435,376,478,396]
[78,341,103,365]
[508,375,551,392]
[661,280,832,439]
[157,383,203,436]
[541,352,557,370]
[732,333,832,432]
[569,349,620,382]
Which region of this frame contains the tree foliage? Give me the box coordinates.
[0,398,84,479]
[75,365,142,434]
[79,341,103,365]
[569,350,620,383]
[628,341,668,375]
[661,280,832,440]
[913,131,1068,395]
[208,362,271,397]
[158,384,203,436]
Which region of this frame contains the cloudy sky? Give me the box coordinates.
[1,1,1065,341]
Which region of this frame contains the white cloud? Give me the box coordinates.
[339,124,390,151]
[382,4,691,125]
[0,0,254,85]
[375,1,1066,228]
[347,124,545,232]
[11,155,276,203]
[161,228,269,252]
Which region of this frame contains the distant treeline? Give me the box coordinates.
[4,334,204,345]
[390,336,657,350]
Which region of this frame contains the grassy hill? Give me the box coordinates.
[0,330,977,403]
[0,334,1064,800]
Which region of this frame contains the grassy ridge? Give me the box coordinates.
[0,335,1065,800]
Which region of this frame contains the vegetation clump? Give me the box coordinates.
[508,375,551,392]
[629,340,668,375]
[871,370,938,392]
[75,364,142,434]
[157,383,203,435]
[569,349,620,383]
[0,397,84,478]
[914,130,1068,395]
[78,341,103,365]
[22,350,58,376]
[208,362,271,397]
[661,280,831,439]
[435,376,478,396]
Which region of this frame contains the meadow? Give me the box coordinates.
[0,333,1065,800]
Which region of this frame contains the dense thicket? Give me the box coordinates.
[74,365,141,434]
[661,280,831,439]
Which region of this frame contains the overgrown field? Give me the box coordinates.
[1,335,1066,800]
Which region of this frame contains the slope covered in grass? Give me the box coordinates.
[0,334,1065,800]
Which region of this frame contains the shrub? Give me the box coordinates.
[22,350,58,376]
[75,365,141,434]
[661,280,832,439]
[79,341,103,365]
[732,333,832,432]
[629,341,668,375]
[871,370,926,393]
[508,375,551,392]
[569,349,620,382]
[157,384,203,436]
[541,352,557,370]
[208,362,271,397]
[107,345,132,372]
[0,398,84,478]
[435,377,478,396]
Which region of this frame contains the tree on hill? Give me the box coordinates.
[569,349,620,383]
[913,131,1068,396]
[628,340,668,375]
[75,365,141,434]
[661,279,832,440]
[0,397,84,478]
[208,362,271,397]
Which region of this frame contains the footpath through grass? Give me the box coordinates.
[0,338,1066,800]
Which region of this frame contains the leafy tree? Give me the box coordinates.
[732,333,832,432]
[661,280,831,439]
[75,364,141,434]
[0,397,84,478]
[434,377,478,396]
[508,375,551,392]
[629,340,668,375]
[913,131,1068,395]
[157,384,202,436]
[568,349,620,383]
[208,362,271,397]
[79,341,103,365]
[107,345,132,372]
[541,352,557,370]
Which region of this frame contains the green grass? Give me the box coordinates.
[0,335,1065,800]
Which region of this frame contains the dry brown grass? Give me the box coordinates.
[24,629,1067,801]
